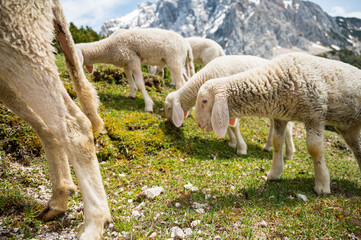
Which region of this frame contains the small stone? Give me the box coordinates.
[296,193,308,202]
[149,232,158,239]
[175,202,181,207]
[259,220,268,227]
[191,220,201,227]
[214,236,221,239]
[184,228,192,236]
[132,210,141,219]
[205,194,211,200]
[144,186,164,199]
[170,226,184,239]
[184,183,199,191]
[261,175,267,181]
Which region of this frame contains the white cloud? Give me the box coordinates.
[61,0,134,31]
[329,6,361,18]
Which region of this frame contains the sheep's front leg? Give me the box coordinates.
[124,67,137,98]
[0,81,76,220]
[284,122,295,159]
[267,119,288,180]
[263,118,274,152]
[228,121,247,155]
[338,125,361,176]
[305,122,330,194]
[130,64,154,112]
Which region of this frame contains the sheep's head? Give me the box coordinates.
[75,44,94,73]
[195,82,230,138]
[165,92,187,127]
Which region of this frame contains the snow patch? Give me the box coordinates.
[331,45,340,50]
[284,0,292,9]
[311,43,329,50]
[249,0,260,5]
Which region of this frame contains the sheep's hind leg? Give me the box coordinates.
[267,119,288,180]
[284,121,295,159]
[124,67,137,98]
[0,79,76,221]
[263,118,274,152]
[337,124,361,173]
[305,121,330,194]
[228,121,247,155]
[131,63,154,112]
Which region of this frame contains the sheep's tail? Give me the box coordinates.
[185,45,195,79]
[52,0,104,135]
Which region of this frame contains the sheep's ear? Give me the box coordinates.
[211,96,229,138]
[172,100,184,127]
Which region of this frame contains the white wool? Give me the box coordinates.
[195,52,361,194]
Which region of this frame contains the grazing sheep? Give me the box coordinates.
[195,52,361,194]
[187,37,225,65]
[165,55,295,157]
[149,37,225,85]
[76,28,195,112]
[0,1,110,239]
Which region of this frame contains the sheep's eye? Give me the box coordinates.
[202,99,208,104]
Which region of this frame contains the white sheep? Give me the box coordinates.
[76,28,195,112]
[195,52,361,195]
[165,55,295,157]
[149,37,225,85]
[0,1,110,239]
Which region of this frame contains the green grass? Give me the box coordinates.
[0,55,360,239]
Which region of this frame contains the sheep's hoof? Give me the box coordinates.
[314,185,331,195]
[267,172,281,181]
[236,148,247,155]
[284,154,293,160]
[228,142,236,148]
[38,206,66,221]
[144,108,153,113]
[263,145,272,152]
[128,95,136,99]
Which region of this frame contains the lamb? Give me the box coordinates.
[149,37,225,84]
[0,1,110,239]
[195,52,361,195]
[165,55,295,157]
[76,28,195,112]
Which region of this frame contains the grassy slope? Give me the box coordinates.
[0,54,360,239]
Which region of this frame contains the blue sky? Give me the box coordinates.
[61,0,361,33]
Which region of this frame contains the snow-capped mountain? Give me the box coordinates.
[100,0,361,58]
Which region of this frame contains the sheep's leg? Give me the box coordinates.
[1,67,110,239]
[168,66,185,90]
[227,127,237,148]
[124,67,137,98]
[267,119,288,180]
[284,122,295,159]
[263,118,274,152]
[305,122,330,194]
[229,122,247,155]
[337,125,361,173]
[0,80,76,220]
[130,63,154,112]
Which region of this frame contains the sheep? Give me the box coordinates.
[195,52,361,195]
[165,55,295,157]
[76,28,195,112]
[0,1,110,239]
[149,37,225,85]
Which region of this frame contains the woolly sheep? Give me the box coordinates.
[165,55,295,157]
[195,52,361,195]
[76,28,195,112]
[149,37,225,85]
[0,1,110,239]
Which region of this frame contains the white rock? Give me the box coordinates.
[191,220,201,227]
[205,194,211,200]
[296,193,308,202]
[170,226,184,239]
[144,186,164,199]
[214,236,221,239]
[175,202,181,207]
[184,183,199,191]
[149,232,158,239]
[195,208,205,214]
[259,220,268,227]
[132,210,141,219]
[184,228,192,236]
